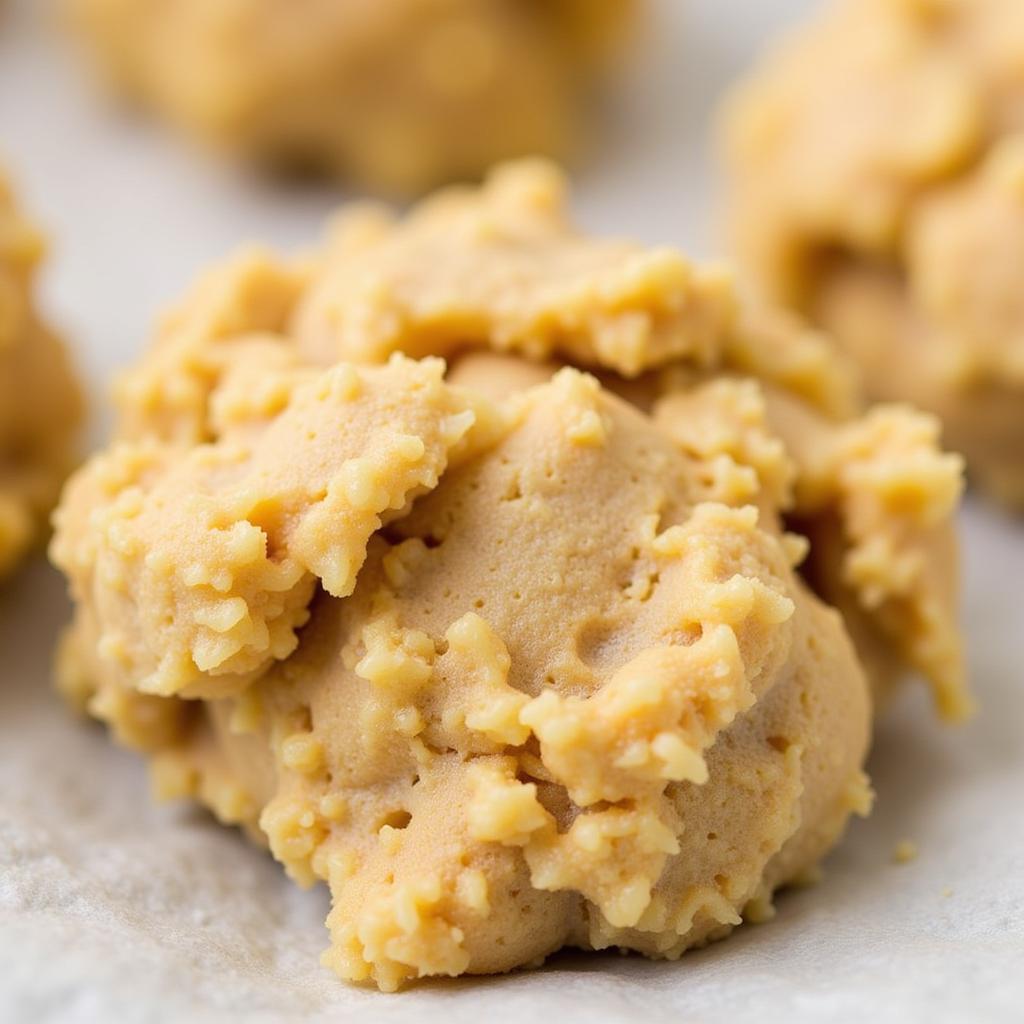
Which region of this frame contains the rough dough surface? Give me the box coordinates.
[52,161,967,991]
[722,0,1024,510]
[0,170,81,580]
[66,0,638,195]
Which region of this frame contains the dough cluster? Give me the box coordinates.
[0,171,81,579]
[66,0,638,195]
[722,0,1024,509]
[52,162,967,991]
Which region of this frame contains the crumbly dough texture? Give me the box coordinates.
[722,0,1024,509]
[53,161,967,991]
[0,171,81,579]
[66,0,638,195]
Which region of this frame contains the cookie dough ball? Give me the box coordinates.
[0,171,81,579]
[722,0,1024,509]
[52,161,966,991]
[66,0,639,194]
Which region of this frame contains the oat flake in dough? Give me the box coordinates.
[52,161,968,991]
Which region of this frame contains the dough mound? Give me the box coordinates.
[722,0,1024,509]
[66,0,638,194]
[0,171,81,579]
[53,161,967,991]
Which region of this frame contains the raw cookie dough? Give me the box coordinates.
[65,0,639,195]
[0,170,81,579]
[52,161,966,991]
[722,0,1024,509]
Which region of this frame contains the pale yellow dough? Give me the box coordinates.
[53,162,968,991]
[66,0,638,195]
[0,171,81,579]
[722,0,1024,509]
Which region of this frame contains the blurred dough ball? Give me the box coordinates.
[66,0,640,194]
[721,0,1024,509]
[0,170,81,579]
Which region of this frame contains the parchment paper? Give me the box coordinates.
[2,1,1022,1020]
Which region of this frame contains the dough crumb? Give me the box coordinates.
[893,840,919,865]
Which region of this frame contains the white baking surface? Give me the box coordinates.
[2,1,1022,1021]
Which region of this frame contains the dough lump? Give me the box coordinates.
[53,161,968,991]
[722,0,1024,509]
[0,170,81,579]
[66,0,638,195]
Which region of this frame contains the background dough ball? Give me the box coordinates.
[66,0,641,194]
[721,0,1024,509]
[0,170,81,579]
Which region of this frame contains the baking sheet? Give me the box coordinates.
[2,1,1022,1020]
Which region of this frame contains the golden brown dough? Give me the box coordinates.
[722,0,1024,509]
[0,170,81,579]
[66,0,639,194]
[53,161,967,991]
[53,355,478,701]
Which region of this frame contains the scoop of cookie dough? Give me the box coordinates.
[52,160,966,991]
[58,367,875,991]
[65,0,639,194]
[0,170,81,579]
[722,0,1024,509]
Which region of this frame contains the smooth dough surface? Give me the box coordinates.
[53,161,968,991]
[0,170,81,579]
[66,0,638,194]
[722,0,1024,509]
